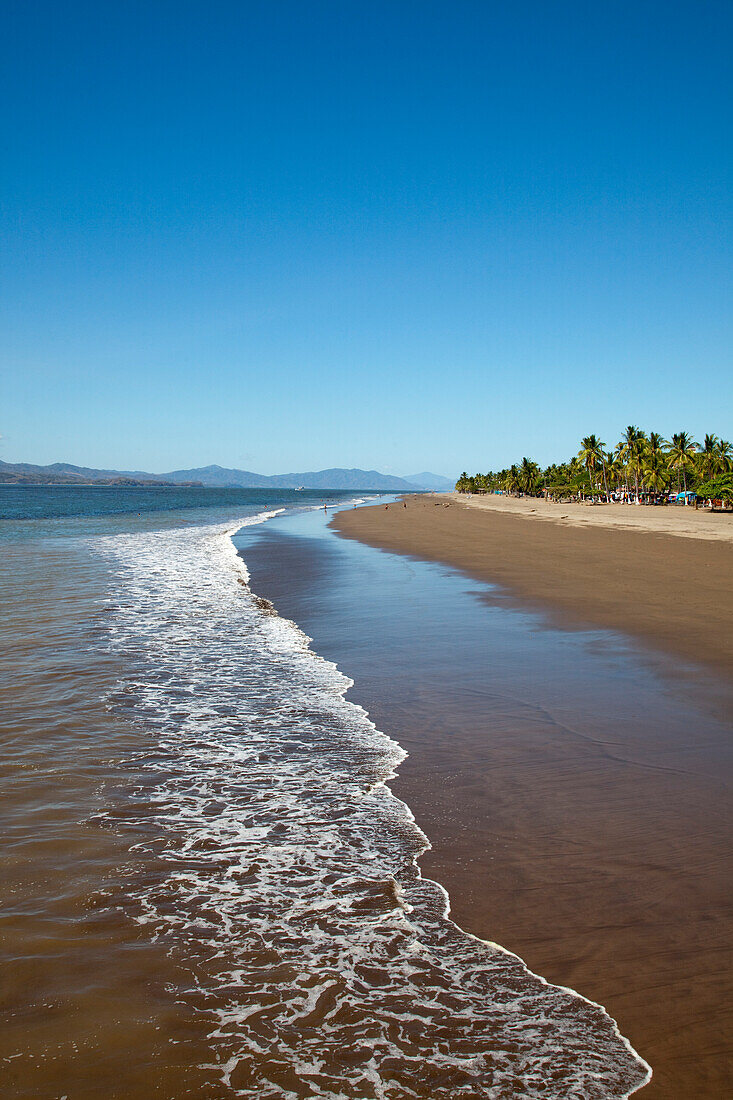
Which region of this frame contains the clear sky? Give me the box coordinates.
[2,1,731,477]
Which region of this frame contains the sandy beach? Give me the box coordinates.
[333,493,733,677]
[331,496,733,1099]
[456,490,733,542]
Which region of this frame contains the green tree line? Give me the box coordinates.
[455,429,733,502]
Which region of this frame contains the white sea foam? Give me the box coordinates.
[93,511,651,1099]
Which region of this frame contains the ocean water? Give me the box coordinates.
[0,486,650,1098]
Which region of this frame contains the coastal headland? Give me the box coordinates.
[331,494,733,1099]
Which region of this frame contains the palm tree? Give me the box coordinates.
[599,449,611,501]
[644,464,667,496]
[503,464,521,494]
[642,432,668,497]
[717,439,733,472]
[665,432,698,501]
[604,450,621,496]
[519,456,540,494]
[646,432,665,467]
[578,435,606,498]
[699,433,721,480]
[618,425,647,502]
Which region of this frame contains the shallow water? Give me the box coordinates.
[238,507,733,1100]
[0,488,651,1098]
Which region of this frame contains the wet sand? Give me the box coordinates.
[327,497,733,1099]
[332,494,733,677]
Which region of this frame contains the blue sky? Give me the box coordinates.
[2,1,731,476]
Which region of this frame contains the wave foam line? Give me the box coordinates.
[91,508,651,1099]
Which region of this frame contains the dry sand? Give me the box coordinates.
[456,490,733,543]
[331,496,733,1100]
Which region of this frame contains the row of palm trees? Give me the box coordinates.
[455,429,733,502]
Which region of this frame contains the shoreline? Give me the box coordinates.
[332,493,733,677]
[329,496,733,1099]
[229,511,655,1096]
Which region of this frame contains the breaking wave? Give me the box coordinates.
[93,512,650,1098]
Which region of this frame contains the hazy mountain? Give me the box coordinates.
[162,465,415,490]
[268,469,415,490]
[161,465,270,487]
[0,460,420,491]
[403,472,455,491]
[44,461,159,480]
[0,460,184,486]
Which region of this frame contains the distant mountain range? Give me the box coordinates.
[402,471,456,492]
[0,460,455,492]
[0,461,189,487]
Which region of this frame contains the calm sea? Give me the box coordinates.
[0,486,649,1099]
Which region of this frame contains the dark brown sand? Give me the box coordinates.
[332,497,733,1100]
[333,495,733,678]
